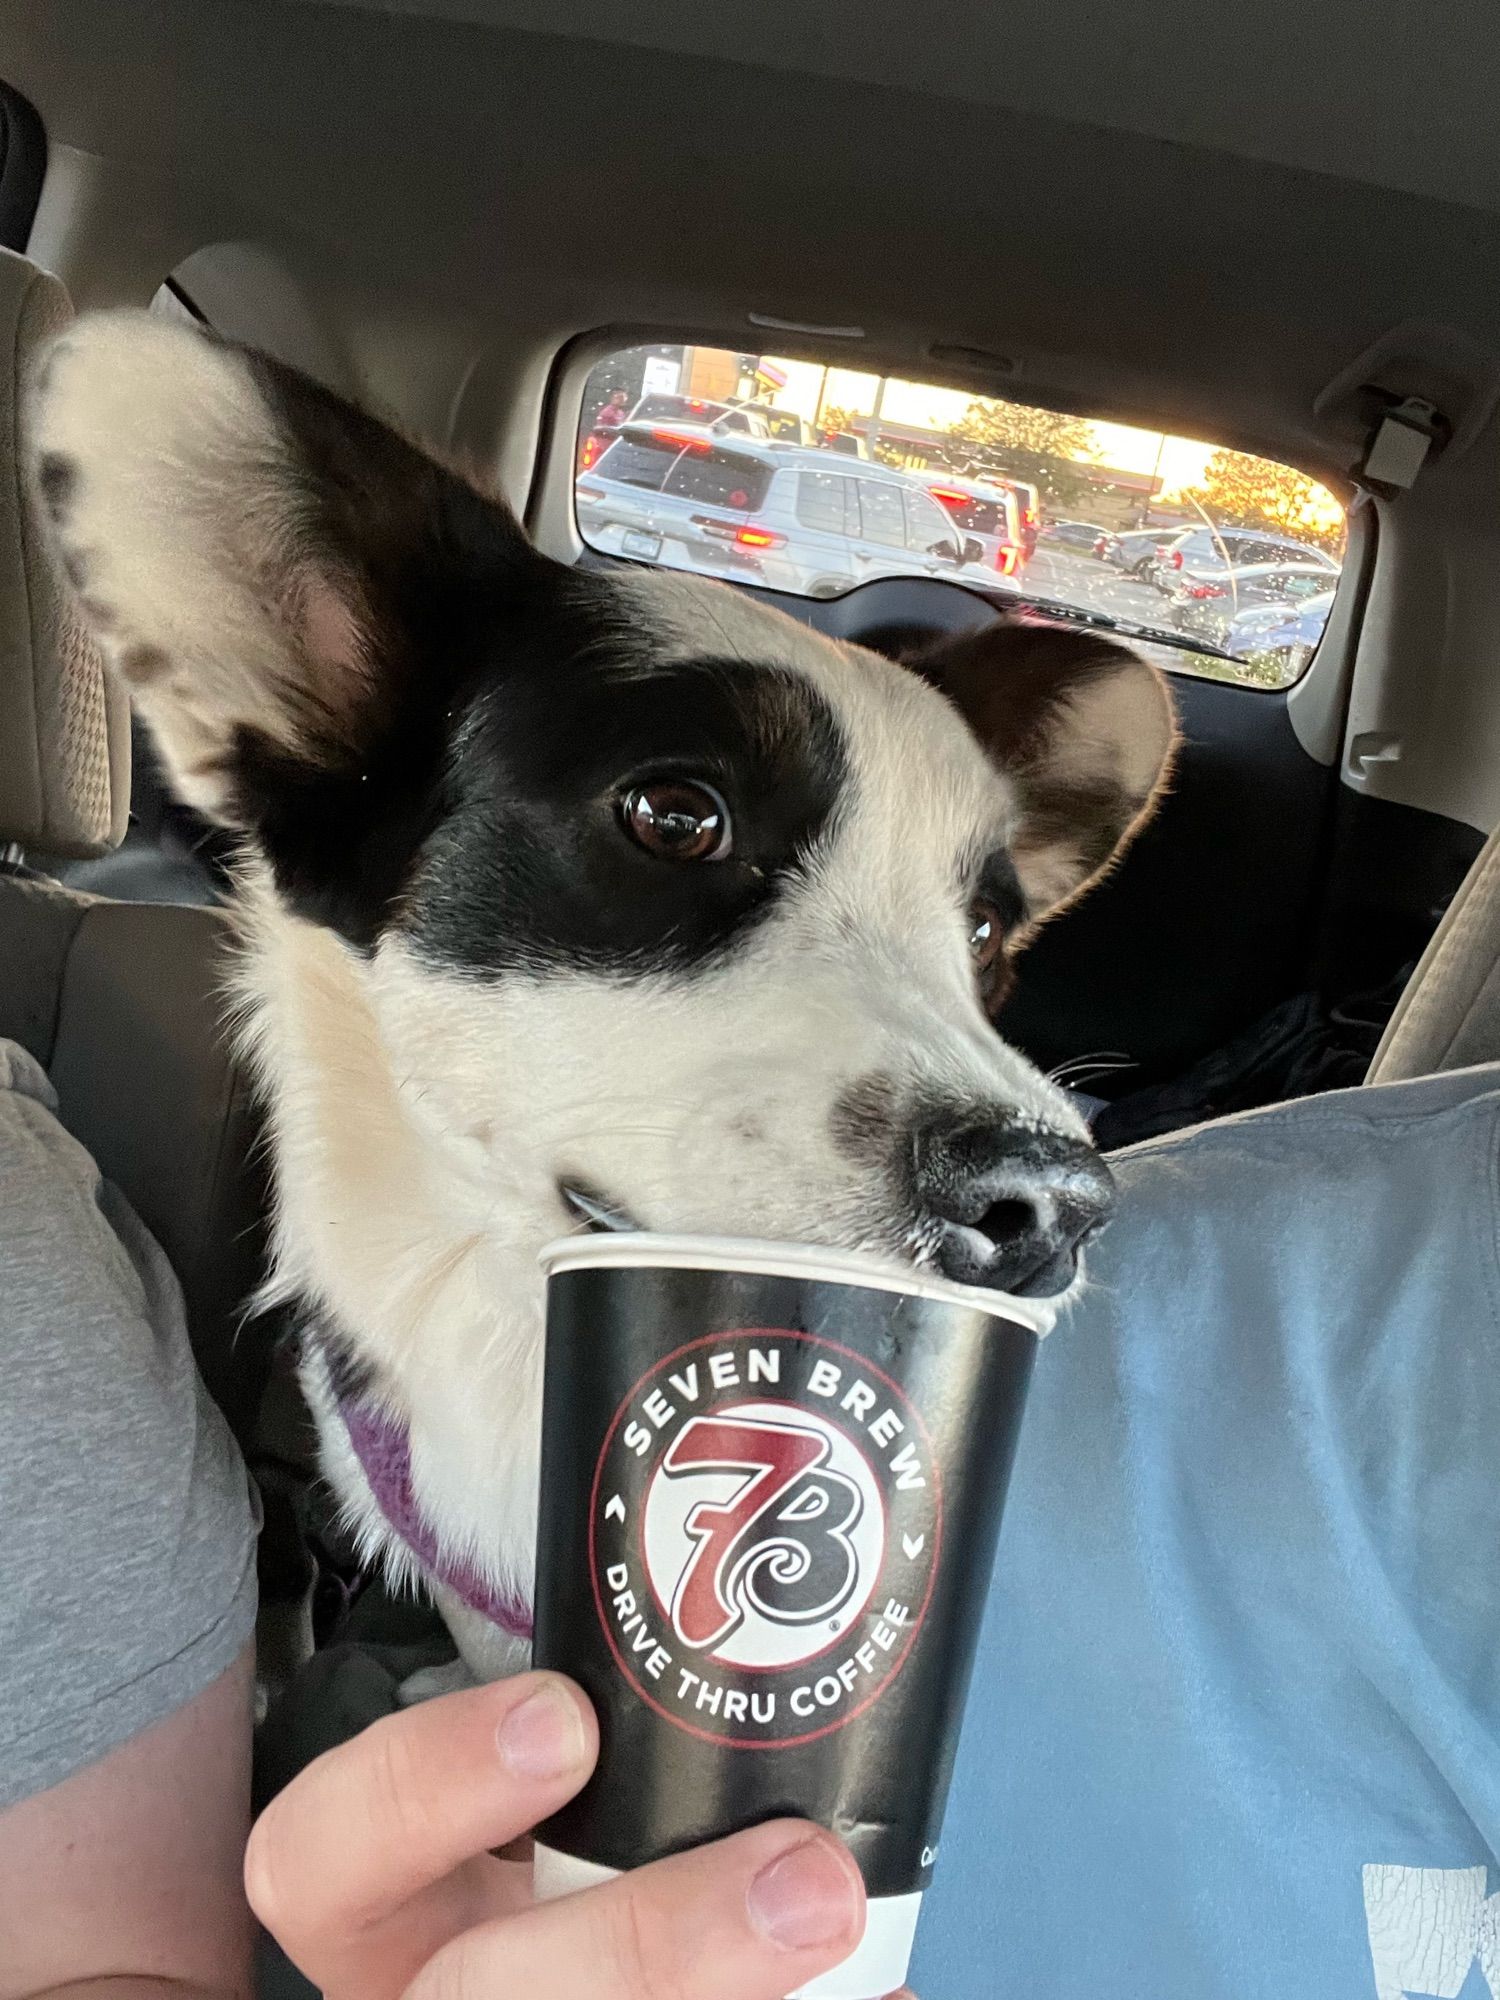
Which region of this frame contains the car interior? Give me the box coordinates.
[4,0,1500,1950]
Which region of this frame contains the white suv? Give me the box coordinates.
[576,426,1007,601]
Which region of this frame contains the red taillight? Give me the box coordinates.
[580,434,601,470]
[997,546,1020,576]
[1187,582,1225,599]
[928,486,969,507]
[651,428,712,454]
[694,517,786,549]
[1170,549,1184,568]
[1022,507,1037,528]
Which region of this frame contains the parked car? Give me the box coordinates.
[1096,526,1175,575]
[1225,588,1336,680]
[1169,562,1337,645]
[1042,519,1110,553]
[955,468,1040,557]
[627,393,775,437]
[1009,478,1042,558]
[576,424,991,598]
[579,392,776,470]
[925,474,1028,579]
[1147,524,1340,591]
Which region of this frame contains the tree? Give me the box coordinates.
[1176,447,1345,554]
[943,397,1101,506]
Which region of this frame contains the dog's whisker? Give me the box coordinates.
[1047,1050,1133,1083]
[1048,1058,1136,1089]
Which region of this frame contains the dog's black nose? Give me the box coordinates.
[914,1113,1114,1296]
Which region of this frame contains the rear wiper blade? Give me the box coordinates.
[1002,589,1238,663]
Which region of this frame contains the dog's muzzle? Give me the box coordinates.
[560,1119,1111,1300]
[912,1113,1114,1297]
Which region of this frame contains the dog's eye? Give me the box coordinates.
[621,780,733,862]
[969,898,1006,972]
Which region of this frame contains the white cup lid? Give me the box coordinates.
[537,1231,1056,1337]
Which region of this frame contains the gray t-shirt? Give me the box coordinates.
[0,1038,258,1808]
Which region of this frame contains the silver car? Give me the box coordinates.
[1168,560,1337,645]
[1148,525,1339,592]
[575,425,1008,600]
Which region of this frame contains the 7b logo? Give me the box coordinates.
[642,1403,886,1672]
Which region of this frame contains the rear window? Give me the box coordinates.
[576,343,1348,690]
[591,432,772,511]
[930,489,1010,538]
[589,437,674,492]
[631,394,728,424]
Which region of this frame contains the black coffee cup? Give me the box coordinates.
[530,1235,1049,1999]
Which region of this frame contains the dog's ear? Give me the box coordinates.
[910,618,1177,926]
[29,310,547,830]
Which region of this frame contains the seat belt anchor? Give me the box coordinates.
[1360,395,1442,493]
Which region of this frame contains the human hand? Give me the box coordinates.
[246,1669,885,1999]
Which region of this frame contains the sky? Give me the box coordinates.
[764,357,1252,501]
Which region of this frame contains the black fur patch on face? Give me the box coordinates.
[219,357,601,947]
[401,654,848,978]
[209,355,848,964]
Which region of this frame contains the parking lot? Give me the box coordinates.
[572,406,1336,686]
[1024,542,1179,627]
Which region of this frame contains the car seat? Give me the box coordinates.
[0,245,270,1448]
[1368,824,1500,1083]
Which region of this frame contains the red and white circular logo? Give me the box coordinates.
[589,1330,941,1748]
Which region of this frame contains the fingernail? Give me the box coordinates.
[497,1680,588,1780]
[746,1836,862,1952]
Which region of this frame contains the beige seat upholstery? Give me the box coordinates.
[1369,823,1500,1084]
[0,248,270,1446]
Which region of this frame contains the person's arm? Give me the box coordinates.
[0,1647,254,2000]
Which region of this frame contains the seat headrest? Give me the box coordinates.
[0,249,128,857]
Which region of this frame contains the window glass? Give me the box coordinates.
[576,343,1348,689]
[857,480,906,548]
[584,431,772,512]
[589,436,674,492]
[797,470,854,535]
[631,394,730,425]
[661,448,771,511]
[903,488,955,554]
[930,489,1008,537]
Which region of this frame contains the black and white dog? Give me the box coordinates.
[34,315,1175,1677]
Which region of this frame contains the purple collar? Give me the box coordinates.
[335,1392,533,1641]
